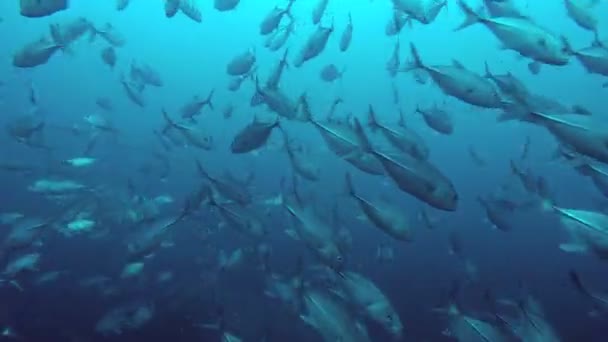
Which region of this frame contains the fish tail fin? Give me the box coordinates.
[403,42,425,72]
[366,105,380,131]
[455,0,483,31]
[561,35,574,55]
[344,172,356,197]
[194,159,211,180]
[298,93,313,122]
[352,117,373,153]
[569,270,593,298]
[205,89,215,110]
[592,31,604,48]
[483,61,493,79]
[281,47,290,68]
[161,108,178,128]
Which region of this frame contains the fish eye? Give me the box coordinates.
[386,314,392,321]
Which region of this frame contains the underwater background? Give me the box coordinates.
[1,0,608,341]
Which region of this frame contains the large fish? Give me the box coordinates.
[336,271,404,340]
[353,118,458,211]
[300,289,371,342]
[457,0,571,69]
[20,0,68,18]
[404,43,504,108]
[344,173,413,241]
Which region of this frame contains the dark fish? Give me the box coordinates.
[180,90,215,121]
[195,160,252,205]
[230,117,280,154]
[477,196,515,232]
[120,74,145,107]
[96,97,114,111]
[415,104,453,135]
[101,47,117,68]
[116,0,130,11]
[266,48,290,89]
[20,0,68,18]
[164,0,178,17]
[385,9,410,36]
[130,61,163,87]
[227,48,256,76]
[179,1,203,23]
[312,0,329,25]
[294,20,334,67]
[468,146,486,167]
[13,37,63,68]
[214,0,240,11]
[320,64,344,82]
[260,0,296,35]
[339,13,353,52]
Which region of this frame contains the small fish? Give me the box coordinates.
[339,13,353,52]
[101,47,116,68]
[320,64,345,82]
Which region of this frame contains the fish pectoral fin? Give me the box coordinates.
[559,243,587,253]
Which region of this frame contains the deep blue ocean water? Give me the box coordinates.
[1,0,608,341]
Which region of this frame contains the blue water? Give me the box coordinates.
[1,0,608,341]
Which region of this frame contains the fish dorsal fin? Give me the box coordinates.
[451,59,465,69]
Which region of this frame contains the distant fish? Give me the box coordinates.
[96,97,114,111]
[260,0,296,35]
[226,48,256,76]
[386,39,400,77]
[180,90,215,121]
[101,47,117,68]
[339,13,353,52]
[415,104,453,135]
[320,64,345,82]
[294,20,334,67]
[116,0,130,11]
[230,116,280,154]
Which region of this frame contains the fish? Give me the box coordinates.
[226,48,256,76]
[162,110,214,150]
[392,0,447,25]
[386,39,400,77]
[477,196,516,232]
[13,36,64,68]
[266,20,295,51]
[320,64,345,82]
[344,172,413,241]
[209,198,267,238]
[353,118,458,211]
[230,116,280,154]
[20,0,68,18]
[180,90,215,121]
[101,47,117,68]
[367,105,429,160]
[116,0,130,11]
[564,0,598,33]
[551,206,608,259]
[339,13,353,52]
[294,20,334,67]
[482,0,527,18]
[280,129,320,181]
[457,0,571,68]
[335,271,404,339]
[312,0,329,25]
[300,289,371,342]
[195,160,252,205]
[214,0,240,11]
[266,48,290,89]
[415,104,454,135]
[260,0,296,35]
[385,9,410,36]
[404,43,505,108]
[130,61,163,87]
[50,17,94,48]
[120,74,145,107]
[570,38,608,76]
